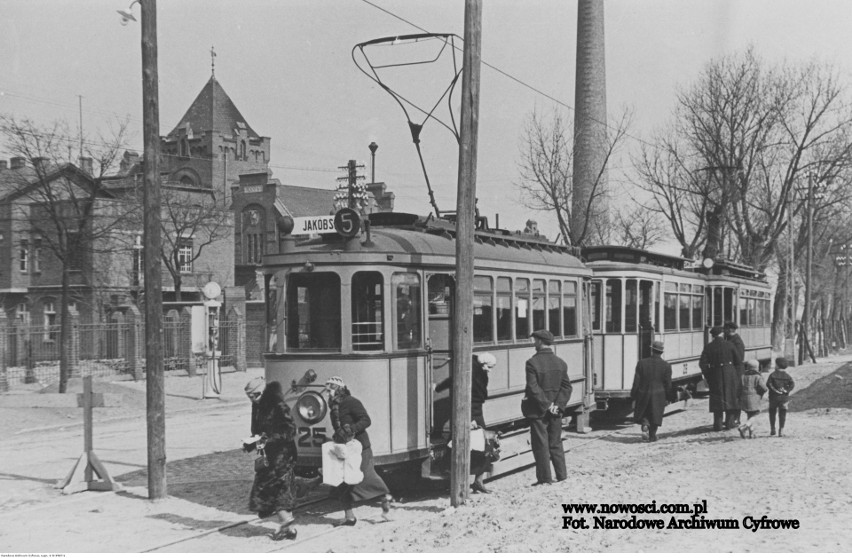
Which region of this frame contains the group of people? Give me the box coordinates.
[631,321,796,442]
[242,375,392,541]
[240,322,798,540]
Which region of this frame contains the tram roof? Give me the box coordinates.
[272,212,587,270]
[581,245,766,281]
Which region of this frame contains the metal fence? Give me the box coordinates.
[1,317,244,389]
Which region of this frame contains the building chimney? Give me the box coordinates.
[79,157,94,175]
[10,157,26,169]
[0,161,7,171]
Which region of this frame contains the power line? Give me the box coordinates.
[359,0,656,150]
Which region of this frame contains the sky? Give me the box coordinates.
[3,0,852,251]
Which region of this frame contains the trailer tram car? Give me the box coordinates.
[580,246,773,410]
[262,211,594,478]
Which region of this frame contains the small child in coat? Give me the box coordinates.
[767,357,795,437]
[738,359,767,439]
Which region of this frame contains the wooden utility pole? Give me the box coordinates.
[141,0,166,500]
[801,173,815,365]
[450,0,482,508]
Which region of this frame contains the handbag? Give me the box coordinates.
[254,448,269,472]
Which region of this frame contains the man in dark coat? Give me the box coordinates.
[724,321,746,427]
[699,326,742,431]
[523,330,573,486]
[630,340,673,442]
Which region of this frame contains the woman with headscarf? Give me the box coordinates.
[244,379,299,541]
[325,376,392,527]
[435,352,497,493]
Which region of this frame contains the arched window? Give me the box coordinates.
[179,138,189,157]
[240,140,247,161]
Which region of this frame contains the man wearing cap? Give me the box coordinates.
[724,321,746,427]
[630,340,673,442]
[699,326,742,431]
[523,329,573,486]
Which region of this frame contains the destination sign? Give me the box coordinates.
[292,215,337,235]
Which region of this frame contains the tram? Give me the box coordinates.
[262,211,594,476]
[261,210,773,477]
[581,246,772,409]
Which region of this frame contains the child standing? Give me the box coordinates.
[738,359,767,438]
[767,357,796,437]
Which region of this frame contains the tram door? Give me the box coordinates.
[638,280,655,360]
[427,274,454,437]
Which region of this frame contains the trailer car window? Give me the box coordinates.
[533,279,546,333]
[548,280,562,337]
[515,278,531,340]
[496,277,512,341]
[605,279,622,333]
[563,280,578,337]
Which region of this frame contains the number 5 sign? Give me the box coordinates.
[334,208,361,238]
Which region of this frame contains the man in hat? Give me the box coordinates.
[723,321,746,427]
[630,340,673,442]
[523,329,573,486]
[699,326,742,431]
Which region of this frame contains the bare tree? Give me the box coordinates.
[0,114,132,393]
[517,108,631,246]
[155,186,232,302]
[611,204,667,250]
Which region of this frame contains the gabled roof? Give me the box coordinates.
[167,76,260,139]
[272,184,381,218]
[0,163,105,203]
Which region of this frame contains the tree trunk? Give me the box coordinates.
[58,265,71,394]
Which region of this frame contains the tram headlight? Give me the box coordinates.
[295,391,327,424]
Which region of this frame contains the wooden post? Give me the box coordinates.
[55,375,121,495]
[0,312,8,392]
[450,0,482,508]
[141,0,166,500]
[802,173,814,364]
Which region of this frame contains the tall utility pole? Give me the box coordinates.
[141,0,166,500]
[450,0,482,508]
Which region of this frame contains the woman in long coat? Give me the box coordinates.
[245,380,299,541]
[699,326,742,431]
[630,340,673,442]
[325,376,392,526]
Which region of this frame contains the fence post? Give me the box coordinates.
[125,303,143,381]
[68,306,80,378]
[0,312,8,392]
[228,306,247,373]
[180,306,196,377]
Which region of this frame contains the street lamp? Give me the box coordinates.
[368,141,378,183]
[120,0,166,501]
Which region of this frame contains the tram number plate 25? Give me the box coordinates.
[297,427,327,447]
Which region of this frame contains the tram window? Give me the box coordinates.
[393,273,422,350]
[755,296,764,326]
[428,275,453,317]
[713,287,723,326]
[563,280,578,337]
[723,288,735,324]
[515,278,531,340]
[747,297,756,326]
[624,280,637,333]
[533,279,547,333]
[692,291,704,330]
[286,272,341,351]
[352,271,383,352]
[605,279,622,333]
[548,280,562,337]
[739,295,748,326]
[664,292,677,332]
[496,277,512,342]
[474,275,494,343]
[679,292,690,331]
[589,281,601,332]
[639,281,654,331]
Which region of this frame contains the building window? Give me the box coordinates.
[178,239,193,273]
[68,232,83,271]
[16,303,29,324]
[33,239,41,273]
[240,140,247,160]
[132,235,143,287]
[19,240,28,272]
[44,301,57,341]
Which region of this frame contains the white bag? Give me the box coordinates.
[321,439,363,486]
